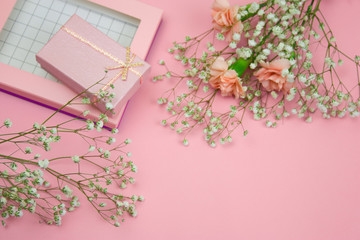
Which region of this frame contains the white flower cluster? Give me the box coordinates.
[248,2,259,14]
[236,47,252,59]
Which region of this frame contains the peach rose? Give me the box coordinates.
[209,57,228,89]
[211,0,243,42]
[209,57,245,99]
[254,59,294,93]
[219,70,245,98]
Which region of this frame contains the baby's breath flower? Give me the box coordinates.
[24,147,32,154]
[272,26,283,36]
[198,71,207,80]
[229,41,237,49]
[286,94,295,102]
[97,120,104,128]
[271,91,278,99]
[83,110,90,116]
[232,33,241,41]
[106,137,116,145]
[262,48,271,56]
[33,122,40,130]
[49,128,57,134]
[38,159,49,169]
[216,33,225,41]
[105,102,114,110]
[267,13,275,20]
[81,97,90,104]
[281,69,289,77]
[103,151,111,158]
[248,39,257,47]
[248,2,259,13]
[250,63,257,69]
[86,120,94,130]
[4,119,12,128]
[61,185,73,198]
[306,51,313,60]
[72,155,80,163]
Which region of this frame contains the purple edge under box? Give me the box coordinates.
[0,88,128,130]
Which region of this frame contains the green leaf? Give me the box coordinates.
[229,58,252,77]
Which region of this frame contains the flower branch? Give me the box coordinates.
[0,74,143,227]
[155,0,360,146]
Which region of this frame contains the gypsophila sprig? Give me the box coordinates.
[155,0,360,146]
[0,77,142,227]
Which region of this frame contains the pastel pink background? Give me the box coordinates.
[1,0,360,239]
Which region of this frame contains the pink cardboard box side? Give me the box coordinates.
[36,14,151,114]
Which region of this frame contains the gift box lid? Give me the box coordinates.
[36,14,151,114]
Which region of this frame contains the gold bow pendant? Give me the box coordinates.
[102,47,143,91]
[61,26,144,93]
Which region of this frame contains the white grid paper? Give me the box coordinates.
[0,0,139,82]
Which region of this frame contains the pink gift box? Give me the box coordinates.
[36,14,150,114]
